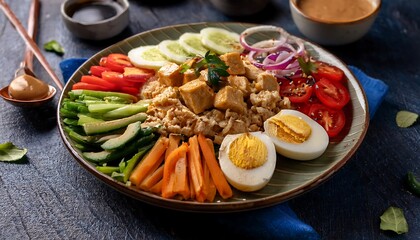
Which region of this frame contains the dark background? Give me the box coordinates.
[0,0,418,239]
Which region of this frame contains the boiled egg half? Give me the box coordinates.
[263,109,329,161]
[219,132,276,192]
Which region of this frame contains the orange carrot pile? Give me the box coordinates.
[128,133,232,201]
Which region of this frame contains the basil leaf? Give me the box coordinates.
[396,110,418,128]
[0,142,28,162]
[380,206,409,234]
[44,40,65,55]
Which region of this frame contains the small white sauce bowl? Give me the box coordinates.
[289,0,381,45]
[61,0,129,41]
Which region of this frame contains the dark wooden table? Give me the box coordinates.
[0,0,419,239]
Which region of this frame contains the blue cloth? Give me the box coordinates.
[59,58,389,240]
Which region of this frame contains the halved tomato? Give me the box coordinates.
[314,78,350,109]
[312,62,344,82]
[308,104,346,137]
[280,77,314,103]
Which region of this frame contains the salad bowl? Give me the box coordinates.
[57,22,369,212]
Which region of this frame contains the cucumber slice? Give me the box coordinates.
[101,121,142,150]
[158,40,192,64]
[178,32,208,57]
[128,45,170,70]
[83,112,147,135]
[200,27,244,55]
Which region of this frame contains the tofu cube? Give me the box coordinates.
[243,60,263,80]
[220,52,245,75]
[214,86,246,113]
[158,62,183,87]
[255,72,279,92]
[183,69,198,84]
[227,75,251,97]
[179,79,215,114]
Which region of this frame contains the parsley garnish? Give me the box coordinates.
[181,51,229,87]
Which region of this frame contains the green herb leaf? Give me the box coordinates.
[0,142,28,162]
[380,206,409,234]
[297,56,317,75]
[179,63,191,74]
[204,51,229,87]
[406,172,420,197]
[396,110,418,128]
[44,40,65,55]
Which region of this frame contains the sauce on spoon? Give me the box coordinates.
[8,74,50,100]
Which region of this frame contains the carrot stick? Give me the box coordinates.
[188,135,206,202]
[162,142,188,199]
[165,134,181,160]
[129,136,168,187]
[139,163,164,190]
[149,179,162,194]
[205,138,217,202]
[198,133,232,199]
[173,149,190,199]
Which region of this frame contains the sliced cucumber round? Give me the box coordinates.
[178,32,209,57]
[200,27,244,55]
[158,40,192,64]
[128,45,170,70]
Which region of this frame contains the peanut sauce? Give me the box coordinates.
[297,0,376,22]
[8,74,49,100]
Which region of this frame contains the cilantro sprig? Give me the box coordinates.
[297,56,317,75]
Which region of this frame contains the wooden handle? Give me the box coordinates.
[0,0,63,91]
[23,0,40,70]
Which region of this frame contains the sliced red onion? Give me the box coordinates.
[239,26,288,52]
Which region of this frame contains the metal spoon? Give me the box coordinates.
[0,0,61,107]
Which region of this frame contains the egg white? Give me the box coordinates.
[264,109,329,161]
[218,132,277,192]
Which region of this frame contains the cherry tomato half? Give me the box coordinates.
[280,78,314,103]
[315,78,350,109]
[308,103,346,137]
[312,62,344,82]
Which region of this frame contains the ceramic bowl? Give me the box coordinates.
[289,0,381,45]
[61,0,129,40]
[209,0,269,16]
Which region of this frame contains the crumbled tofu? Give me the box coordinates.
[255,72,279,92]
[214,86,246,113]
[158,62,183,87]
[243,59,263,80]
[179,79,215,114]
[220,52,245,75]
[227,75,251,97]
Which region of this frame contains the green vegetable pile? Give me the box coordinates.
[60,89,159,183]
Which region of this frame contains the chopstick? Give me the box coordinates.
[23,0,39,70]
[0,0,63,91]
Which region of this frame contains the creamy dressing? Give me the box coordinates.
[297,0,376,22]
[8,74,49,100]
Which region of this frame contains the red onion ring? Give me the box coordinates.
[239,26,288,53]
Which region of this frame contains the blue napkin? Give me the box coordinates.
[60,58,388,239]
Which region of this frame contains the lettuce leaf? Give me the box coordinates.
[0,142,28,162]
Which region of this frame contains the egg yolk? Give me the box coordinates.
[228,133,268,169]
[267,115,312,144]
